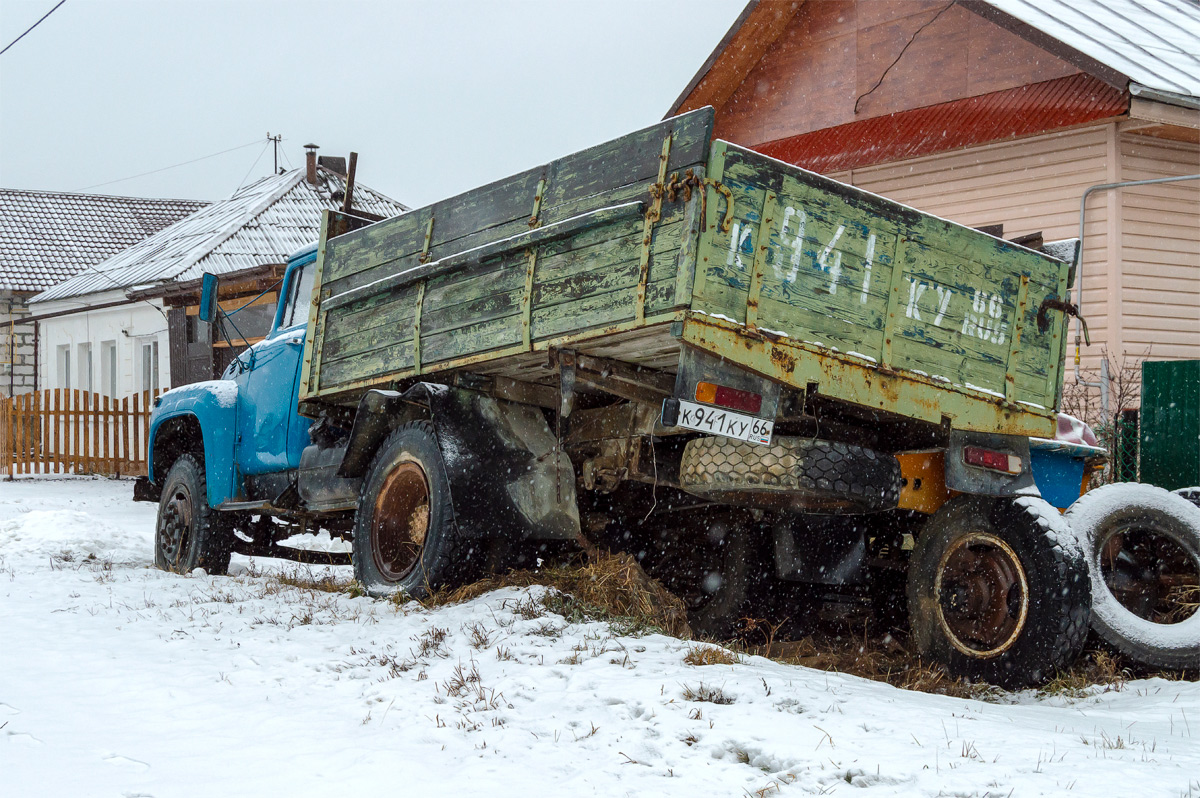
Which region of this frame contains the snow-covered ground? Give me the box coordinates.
[2,476,1198,798]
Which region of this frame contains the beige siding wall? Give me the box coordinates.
[834,124,1118,377]
[1119,133,1200,362]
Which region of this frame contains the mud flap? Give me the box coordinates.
[342,384,579,542]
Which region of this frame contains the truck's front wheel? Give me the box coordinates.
[352,422,472,600]
[907,495,1091,688]
[154,454,233,575]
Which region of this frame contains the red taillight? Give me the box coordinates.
[695,382,763,414]
[963,446,1023,474]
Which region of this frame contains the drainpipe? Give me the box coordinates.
[1074,173,1200,424]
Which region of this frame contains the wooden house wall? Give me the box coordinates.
[1119,133,1200,362]
[710,0,1079,147]
[831,123,1200,376]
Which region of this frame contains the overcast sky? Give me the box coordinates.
[0,0,745,208]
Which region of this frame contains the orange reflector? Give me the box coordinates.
[694,382,763,414]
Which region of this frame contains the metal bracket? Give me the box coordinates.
[637,133,674,323]
[412,279,427,373]
[529,177,546,227]
[1003,275,1030,402]
[418,216,435,263]
[746,191,779,329]
[521,249,537,349]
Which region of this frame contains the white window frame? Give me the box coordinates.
[77,342,93,393]
[139,339,160,394]
[57,344,71,391]
[101,340,117,398]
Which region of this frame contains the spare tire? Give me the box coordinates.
[1066,483,1200,670]
[679,436,900,513]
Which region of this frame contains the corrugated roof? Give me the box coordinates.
[33,168,408,303]
[756,73,1127,173]
[983,0,1200,100]
[0,190,208,292]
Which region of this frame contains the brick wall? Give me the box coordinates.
[1,292,37,397]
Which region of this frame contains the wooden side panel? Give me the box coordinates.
[842,124,1112,375]
[305,110,714,401]
[694,142,1070,417]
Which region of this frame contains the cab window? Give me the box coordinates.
[279,262,315,330]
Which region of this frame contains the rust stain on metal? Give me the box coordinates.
[769,347,796,375]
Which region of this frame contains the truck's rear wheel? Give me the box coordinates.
[679,436,900,513]
[154,454,233,575]
[1066,483,1200,670]
[352,422,474,600]
[907,495,1090,688]
[638,509,760,639]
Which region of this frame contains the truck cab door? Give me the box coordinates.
[234,253,316,479]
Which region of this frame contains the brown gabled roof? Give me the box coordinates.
[0,189,208,293]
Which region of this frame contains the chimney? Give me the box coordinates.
[304,143,319,185]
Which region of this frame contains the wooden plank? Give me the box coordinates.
[321,218,688,371]
[102,395,110,474]
[83,392,91,474]
[132,393,141,472]
[120,395,130,476]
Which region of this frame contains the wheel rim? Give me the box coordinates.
[934,532,1029,657]
[371,458,431,582]
[1098,526,1199,624]
[158,487,193,569]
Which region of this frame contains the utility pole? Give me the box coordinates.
[267,133,283,174]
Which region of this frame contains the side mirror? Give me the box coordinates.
[199,273,220,324]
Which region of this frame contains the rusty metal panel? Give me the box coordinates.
[679,314,1058,439]
[754,74,1126,174]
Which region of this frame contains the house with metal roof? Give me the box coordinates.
[30,154,407,398]
[669,0,1199,425]
[0,189,207,396]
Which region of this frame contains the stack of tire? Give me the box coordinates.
[1066,483,1200,672]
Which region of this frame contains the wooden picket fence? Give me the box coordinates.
[0,389,162,477]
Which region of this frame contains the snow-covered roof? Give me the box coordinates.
[983,0,1200,101]
[0,189,208,293]
[33,168,408,303]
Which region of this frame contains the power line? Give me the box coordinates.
[236,140,272,192]
[78,139,263,191]
[0,0,66,57]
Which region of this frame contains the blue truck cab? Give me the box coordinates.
[138,244,318,513]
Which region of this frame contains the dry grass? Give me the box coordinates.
[684,644,742,667]
[746,632,997,700]
[426,549,692,638]
[681,682,735,704]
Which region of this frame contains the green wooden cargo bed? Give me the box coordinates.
[300,107,1072,439]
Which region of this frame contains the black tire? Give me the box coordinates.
[638,510,760,639]
[154,454,233,575]
[352,421,477,600]
[679,436,900,513]
[908,495,1091,688]
[1065,483,1200,670]
[1175,487,1200,509]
